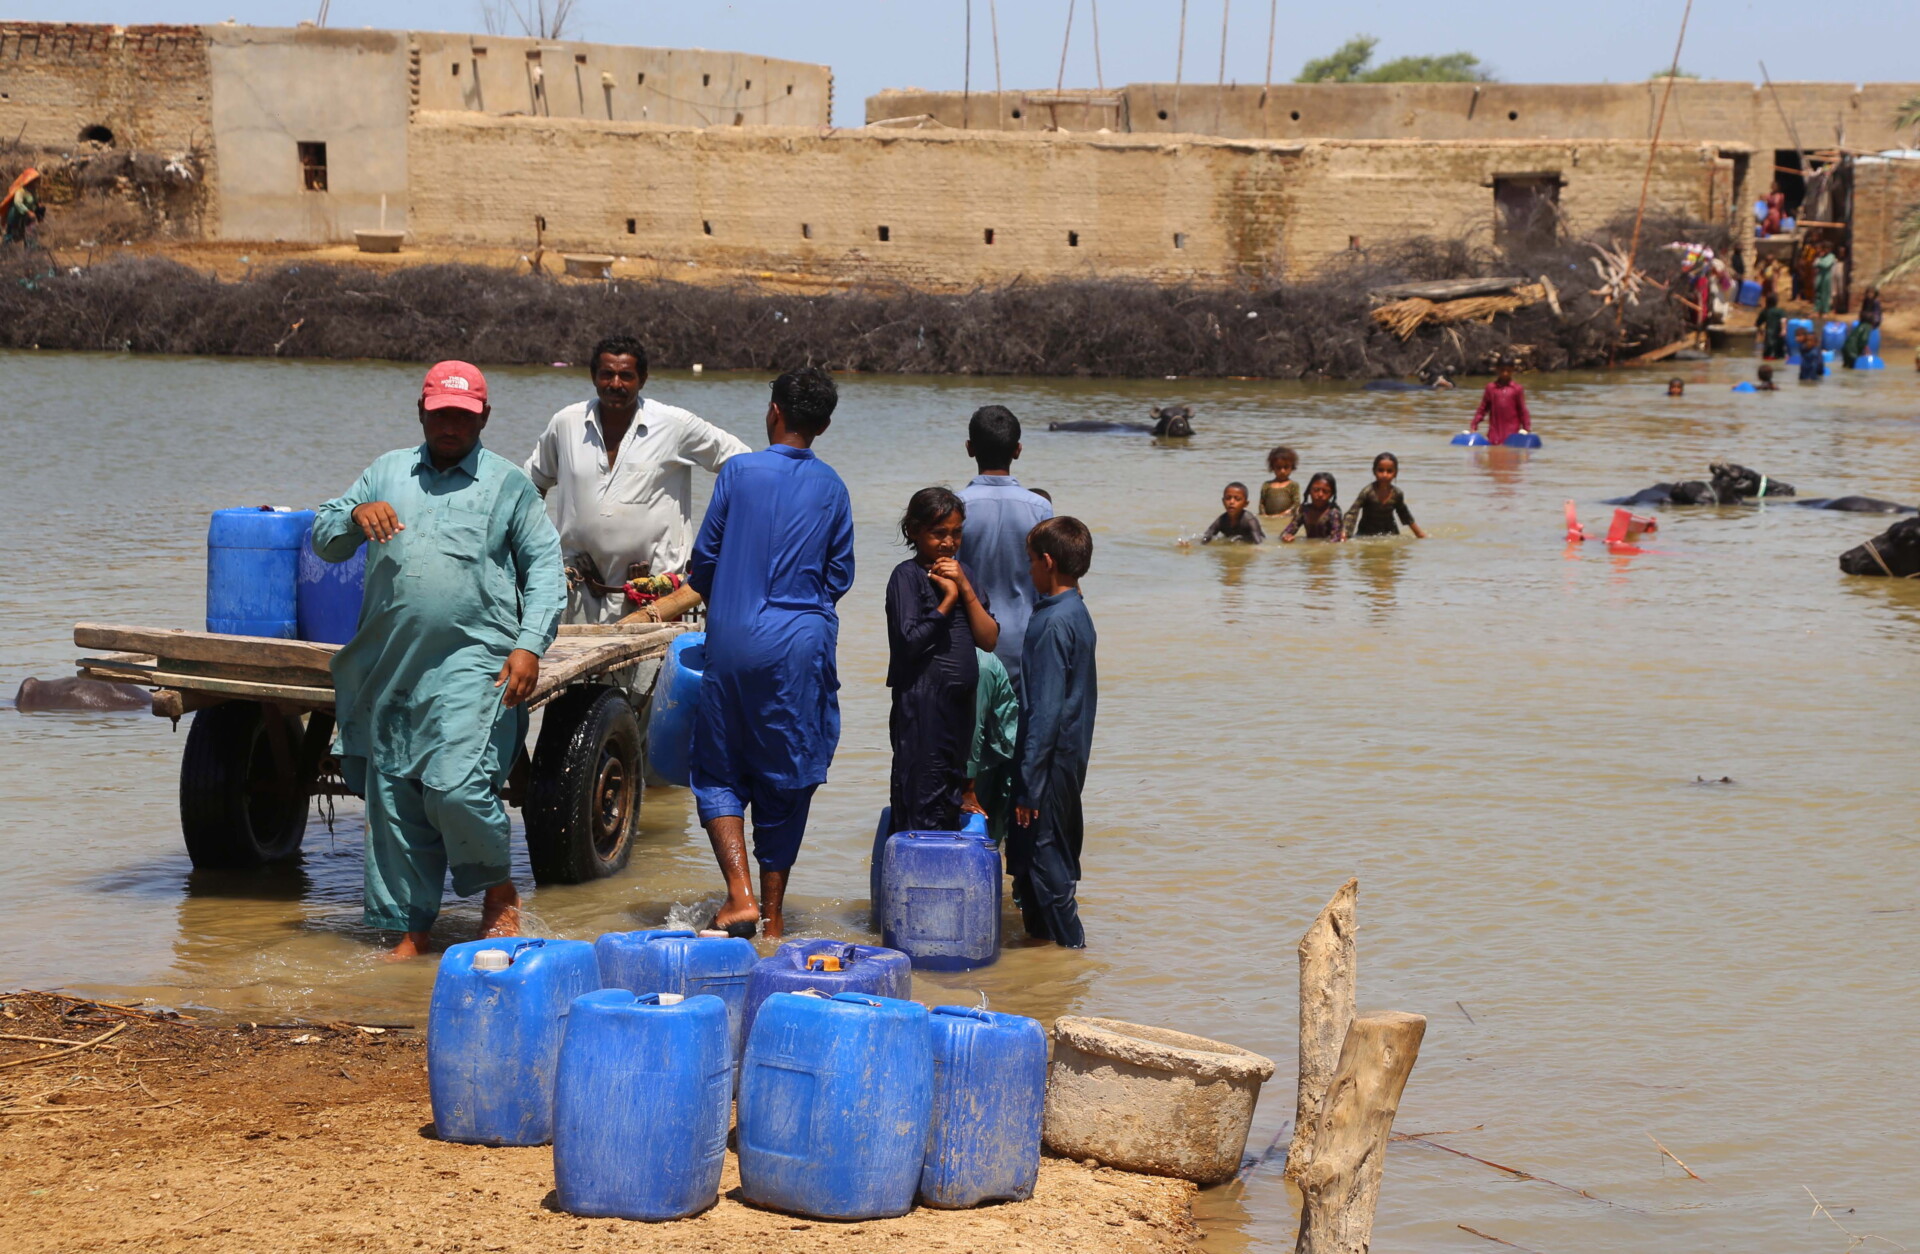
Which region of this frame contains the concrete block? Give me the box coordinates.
[1042,1016,1275,1185]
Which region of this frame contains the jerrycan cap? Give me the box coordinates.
[696,929,729,938]
[805,955,844,972]
[656,993,685,1005]
[470,948,511,972]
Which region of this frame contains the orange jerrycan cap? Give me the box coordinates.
[805,954,844,972]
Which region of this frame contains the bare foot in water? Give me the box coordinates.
[709,893,761,938]
[384,930,433,961]
[479,883,521,938]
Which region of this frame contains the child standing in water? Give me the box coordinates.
[1259,446,1302,524]
[1280,473,1345,543]
[1344,453,1428,538]
[1201,482,1265,544]
[887,488,999,834]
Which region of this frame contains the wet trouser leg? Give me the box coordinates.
[1009,791,1085,949]
[888,684,971,833]
[351,756,513,933]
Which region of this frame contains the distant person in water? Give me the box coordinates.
[887,486,999,835]
[1843,285,1882,367]
[1469,363,1531,445]
[1796,327,1826,381]
[1200,482,1264,544]
[1755,364,1778,391]
[1259,446,1301,525]
[1345,453,1428,538]
[1667,377,1685,397]
[1813,241,1837,316]
[957,405,1052,686]
[1758,292,1789,360]
[1280,473,1345,543]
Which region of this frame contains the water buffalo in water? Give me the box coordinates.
[12,676,152,712]
[1050,405,1194,437]
[1361,368,1456,392]
[1605,462,1796,507]
[1794,496,1917,513]
[1839,517,1920,576]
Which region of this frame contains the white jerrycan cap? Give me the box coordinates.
[696,929,729,938]
[656,993,686,1005]
[470,949,511,972]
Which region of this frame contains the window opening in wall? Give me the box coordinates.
[637,72,645,85]
[473,46,487,56]
[1289,110,1300,121]
[1173,232,1186,249]
[702,220,713,236]
[1507,110,1519,121]
[575,53,587,65]
[984,228,995,245]
[626,218,636,234]
[1492,174,1562,247]
[1012,108,1023,119]
[1349,235,1362,250]
[745,79,752,90]
[1773,149,1808,216]
[878,225,891,242]
[802,223,812,239]
[297,141,328,192]
[1068,231,1080,247]
[1157,109,1168,120]
[786,84,793,95]
[702,73,711,87]
[451,62,460,76]
[734,113,744,125]
[79,124,114,145]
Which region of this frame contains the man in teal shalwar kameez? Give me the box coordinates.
[312,361,565,958]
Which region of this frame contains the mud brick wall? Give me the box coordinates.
[0,23,213,153]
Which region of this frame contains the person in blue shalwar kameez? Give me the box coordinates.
[312,361,565,959]
[688,367,853,940]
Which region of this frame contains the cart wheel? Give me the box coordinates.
[180,702,310,868]
[526,686,641,884]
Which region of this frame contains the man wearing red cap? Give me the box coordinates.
[312,361,565,958]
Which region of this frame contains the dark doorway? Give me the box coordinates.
[1493,174,1561,247]
[79,124,114,145]
[1772,149,1807,216]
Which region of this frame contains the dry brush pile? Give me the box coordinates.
[0,214,1719,378]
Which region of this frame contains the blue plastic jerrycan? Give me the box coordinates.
[1449,431,1490,447]
[737,991,934,1220]
[1786,317,1815,363]
[552,989,731,1221]
[428,938,600,1145]
[644,632,705,786]
[740,940,913,1059]
[920,1005,1049,1208]
[1503,431,1543,449]
[880,826,1002,971]
[593,928,758,1059]
[872,807,987,926]
[207,507,314,638]
[296,536,365,644]
[1822,319,1849,352]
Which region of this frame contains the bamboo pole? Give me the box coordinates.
[1294,1012,1428,1254]
[1284,878,1357,1182]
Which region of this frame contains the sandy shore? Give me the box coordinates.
[0,992,1198,1254]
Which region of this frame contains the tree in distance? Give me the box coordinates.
[1650,67,1700,79]
[1295,35,1493,84]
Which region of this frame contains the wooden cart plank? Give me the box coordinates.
[75,624,340,671]
[555,623,682,639]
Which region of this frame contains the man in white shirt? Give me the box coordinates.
[524,336,751,623]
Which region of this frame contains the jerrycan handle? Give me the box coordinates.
[961,813,988,836]
[932,1005,993,1023]
[652,929,697,939]
[829,992,884,1007]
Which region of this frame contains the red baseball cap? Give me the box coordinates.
[421,360,488,413]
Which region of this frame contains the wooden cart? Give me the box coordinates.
[72,620,687,885]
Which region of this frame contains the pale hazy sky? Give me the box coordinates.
[14,1,1919,127]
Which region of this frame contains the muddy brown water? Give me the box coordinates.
[3,350,1918,1251]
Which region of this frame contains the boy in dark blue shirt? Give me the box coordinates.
[1012,516,1098,948]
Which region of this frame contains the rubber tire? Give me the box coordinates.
[525,685,641,885]
[179,702,310,869]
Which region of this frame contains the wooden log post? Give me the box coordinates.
[1294,1011,1427,1254]
[1284,877,1357,1183]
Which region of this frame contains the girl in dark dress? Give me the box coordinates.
[885,487,1000,834]
[1280,472,1345,543]
[1344,453,1429,538]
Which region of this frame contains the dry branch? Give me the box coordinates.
[1294,1011,1426,1254]
[0,1023,126,1069]
[1286,878,1357,1182]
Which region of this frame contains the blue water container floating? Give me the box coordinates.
[552,989,731,1221]
[1449,431,1490,447]
[206,506,313,638]
[881,827,1002,971]
[1822,320,1848,353]
[737,991,935,1221]
[593,928,757,1059]
[920,1006,1049,1209]
[1731,381,1758,393]
[427,937,600,1146]
[741,939,913,1054]
[296,536,365,644]
[1856,354,1886,371]
[1503,432,1544,449]
[645,632,705,786]
[1736,279,1762,307]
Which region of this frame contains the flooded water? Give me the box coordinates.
[3,348,1918,1251]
